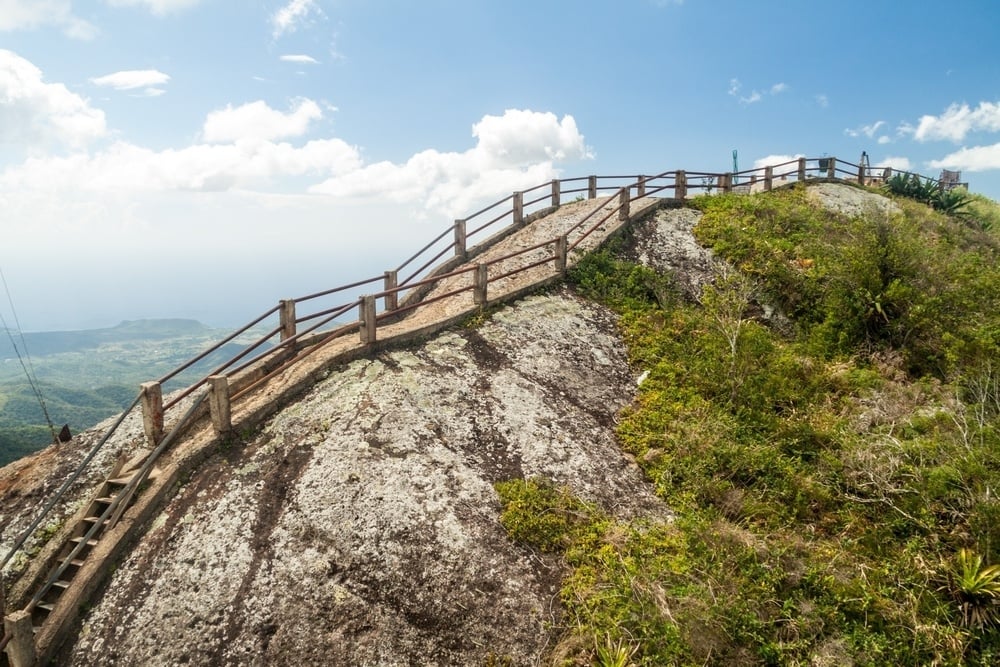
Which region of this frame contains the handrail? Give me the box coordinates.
[4,156,951,597]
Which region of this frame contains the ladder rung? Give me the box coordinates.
[51,580,71,590]
[59,558,85,568]
[94,497,116,504]
[35,602,54,612]
[69,537,99,547]
[83,516,108,525]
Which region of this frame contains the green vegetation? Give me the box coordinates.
[497,185,1000,665]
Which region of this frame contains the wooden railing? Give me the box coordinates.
[0,155,945,598]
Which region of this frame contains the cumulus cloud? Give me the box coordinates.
[0,49,107,150]
[0,0,97,39]
[909,101,1000,142]
[202,98,323,143]
[753,154,804,170]
[104,0,203,15]
[310,109,592,217]
[878,156,912,171]
[770,82,788,95]
[928,144,1000,172]
[280,54,320,64]
[91,69,171,96]
[272,0,322,38]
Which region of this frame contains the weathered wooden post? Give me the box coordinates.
[797,157,807,182]
[279,299,296,342]
[619,187,630,221]
[637,176,646,198]
[884,167,893,181]
[721,173,733,193]
[359,295,376,344]
[4,610,35,667]
[857,160,866,185]
[454,219,467,259]
[554,235,568,275]
[140,381,163,447]
[551,179,560,207]
[207,375,231,436]
[588,175,597,199]
[383,271,398,311]
[764,166,774,191]
[827,157,836,178]
[473,264,488,306]
[512,191,524,226]
[675,170,687,199]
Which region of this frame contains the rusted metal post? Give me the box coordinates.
[359,295,377,344]
[588,175,597,199]
[207,375,231,436]
[798,158,807,182]
[764,166,774,191]
[4,610,35,667]
[473,264,488,306]
[454,219,466,259]
[555,235,568,275]
[827,157,836,178]
[140,381,163,447]
[512,191,524,226]
[637,176,646,197]
[551,179,560,207]
[383,270,398,311]
[619,187,630,221]
[279,299,296,342]
[675,170,687,199]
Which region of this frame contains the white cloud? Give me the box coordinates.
[202,98,323,143]
[844,120,885,139]
[815,94,829,108]
[911,101,1000,142]
[0,0,97,39]
[91,69,171,91]
[928,144,1000,172]
[310,109,592,217]
[877,135,891,145]
[878,156,912,171]
[280,54,320,64]
[272,0,322,38]
[753,154,804,170]
[0,49,107,151]
[103,0,203,15]
[728,77,784,105]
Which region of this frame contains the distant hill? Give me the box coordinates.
[0,319,269,465]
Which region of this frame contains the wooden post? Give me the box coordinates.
[454,219,466,259]
[827,157,836,178]
[797,158,806,182]
[383,271,398,311]
[140,381,163,447]
[4,610,35,667]
[279,299,296,342]
[359,295,376,344]
[551,179,560,207]
[637,176,646,197]
[512,191,524,226]
[473,264,488,306]
[764,166,774,191]
[588,175,597,199]
[207,375,231,436]
[857,161,866,185]
[675,170,687,199]
[618,187,630,221]
[554,236,568,275]
[721,173,733,193]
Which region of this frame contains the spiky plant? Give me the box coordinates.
[951,548,1000,628]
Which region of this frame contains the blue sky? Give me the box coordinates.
[2,0,1000,331]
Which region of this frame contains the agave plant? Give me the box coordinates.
[932,188,973,216]
[951,548,1000,628]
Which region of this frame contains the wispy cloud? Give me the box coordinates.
[844,120,885,139]
[879,156,912,171]
[272,0,323,39]
[104,0,203,16]
[729,78,786,106]
[280,54,320,65]
[815,94,828,108]
[91,69,170,90]
[0,0,98,39]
